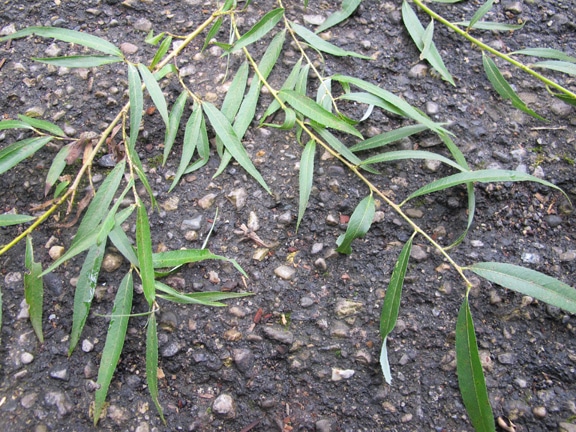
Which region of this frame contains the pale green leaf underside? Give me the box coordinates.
[0,214,35,226]
[32,55,123,68]
[315,0,362,34]
[336,195,375,255]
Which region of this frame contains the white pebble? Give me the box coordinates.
[21,352,34,364]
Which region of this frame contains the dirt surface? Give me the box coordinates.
[1,0,576,431]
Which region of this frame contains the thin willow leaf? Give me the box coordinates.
[457,21,524,31]
[420,20,435,61]
[53,180,69,199]
[402,1,455,85]
[262,59,302,121]
[146,313,165,424]
[163,90,188,164]
[336,195,376,255]
[130,151,157,209]
[534,60,576,76]
[262,108,297,130]
[456,297,495,432]
[316,78,333,112]
[109,227,137,268]
[25,236,44,343]
[170,105,203,192]
[512,48,576,63]
[222,61,249,121]
[93,271,133,426]
[446,182,476,250]
[333,76,448,134]
[468,0,494,30]
[0,213,35,226]
[0,26,123,57]
[150,35,172,69]
[203,102,271,194]
[0,120,35,132]
[128,64,143,151]
[404,169,568,203]
[290,22,371,60]
[469,262,576,314]
[229,8,284,53]
[295,63,311,96]
[360,150,466,172]
[45,144,71,195]
[152,249,247,277]
[0,136,53,175]
[203,17,223,51]
[138,63,169,126]
[32,55,123,68]
[96,195,134,247]
[280,90,362,138]
[136,198,155,307]
[482,54,547,121]
[379,237,413,384]
[184,114,210,175]
[312,127,365,169]
[146,31,165,45]
[351,124,430,152]
[17,115,65,137]
[297,140,315,232]
[439,131,469,170]
[69,242,106,355]
[315,0,362,33]
[339,91,406,117]
[156,281,251,306]
[153,64,177,81]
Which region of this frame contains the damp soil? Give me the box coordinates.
[0,1,576,431]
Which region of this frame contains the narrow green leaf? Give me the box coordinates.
[32,55,123,68]
[221,61,249,121]
[136,198,155,307]
[404,169,567,203]
[552,93,576,107]
[146,313,165,423]
[0,213,35,226]
[69,242,106,355]
[0,26,123,57]
[350,124,429,152]
[457,21,524,31]
[138,63,169,126]
[163,90,188,164]
[339,91,406,117]
[145,31,165,46]
[0,120,35,132]
[469,262,576,314]
[150,35,172,69]
[17,115,65,137]
[0,136,53,175]
[420,19,435,61]
[512,48,576,63]
[482,53,546,121]
[290,22,371,60]
[152,248,247,277]
[229,8,284,53]
[94,271,133,426]
[261,59,302,121]
[468,0,494,30]
[53,180,69,199]
[203,17,223,51]
[297,140,315,231]
[295,63,311,96]
[203,102,271,194]
[45,144,71,196]
[128,64,143,151]
[130,150,157,210]
[170,104,203,192]
[25,236,44,343]
[379,236,413,384]
[360,150,466,172]
[153,64,177,81]
[534,60,576,76]
[312,127,366,169]
[456,297,495,432]
[402,1,455,85]
[315,0,362,33]
[108,225,138,267]
[316,78,333,112]
[333,76,448,134]
[280,89,362,138]
[336,195,376,255]
[439,131,469,170]
[155,281,251,307]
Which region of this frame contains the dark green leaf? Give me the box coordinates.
[0,136,53,175]
[163,90,188,164]
[315,0,362,33]
[138,63,169,126]
[350,124,429,152]
[170,104,203,192]
[94,271,133,425]
[469,262,576,314]
[360,150,466,172]
[297,140,315,231]
[130,150,158,209]
[316,78,333,112]
[0,26,123,57]
[45,144,71,196]
[17,115,65,137]
[128,64,143,151]
[229,8,284,53]
[261,59,302,121]
[512,48,576,63]
[150,35,172,69]
[456,297,495,432]
[69,242,105,355]
[136,198,155,307]
[0,120,35,132]
[457,21,524,31]
[290,22,371,60]
[152,248,247,277]
[482,53,546,121]
[145,31,165,46]
[0,213,35,226]
[25,236,44,343]
[468,0,494,30]
[534,60,576,76]
[32,55,123,68]
[312,127,366,169]
[146,313,165,423]
[336,195,376,255]
[203,17,223,51]
[221,61,249,121]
